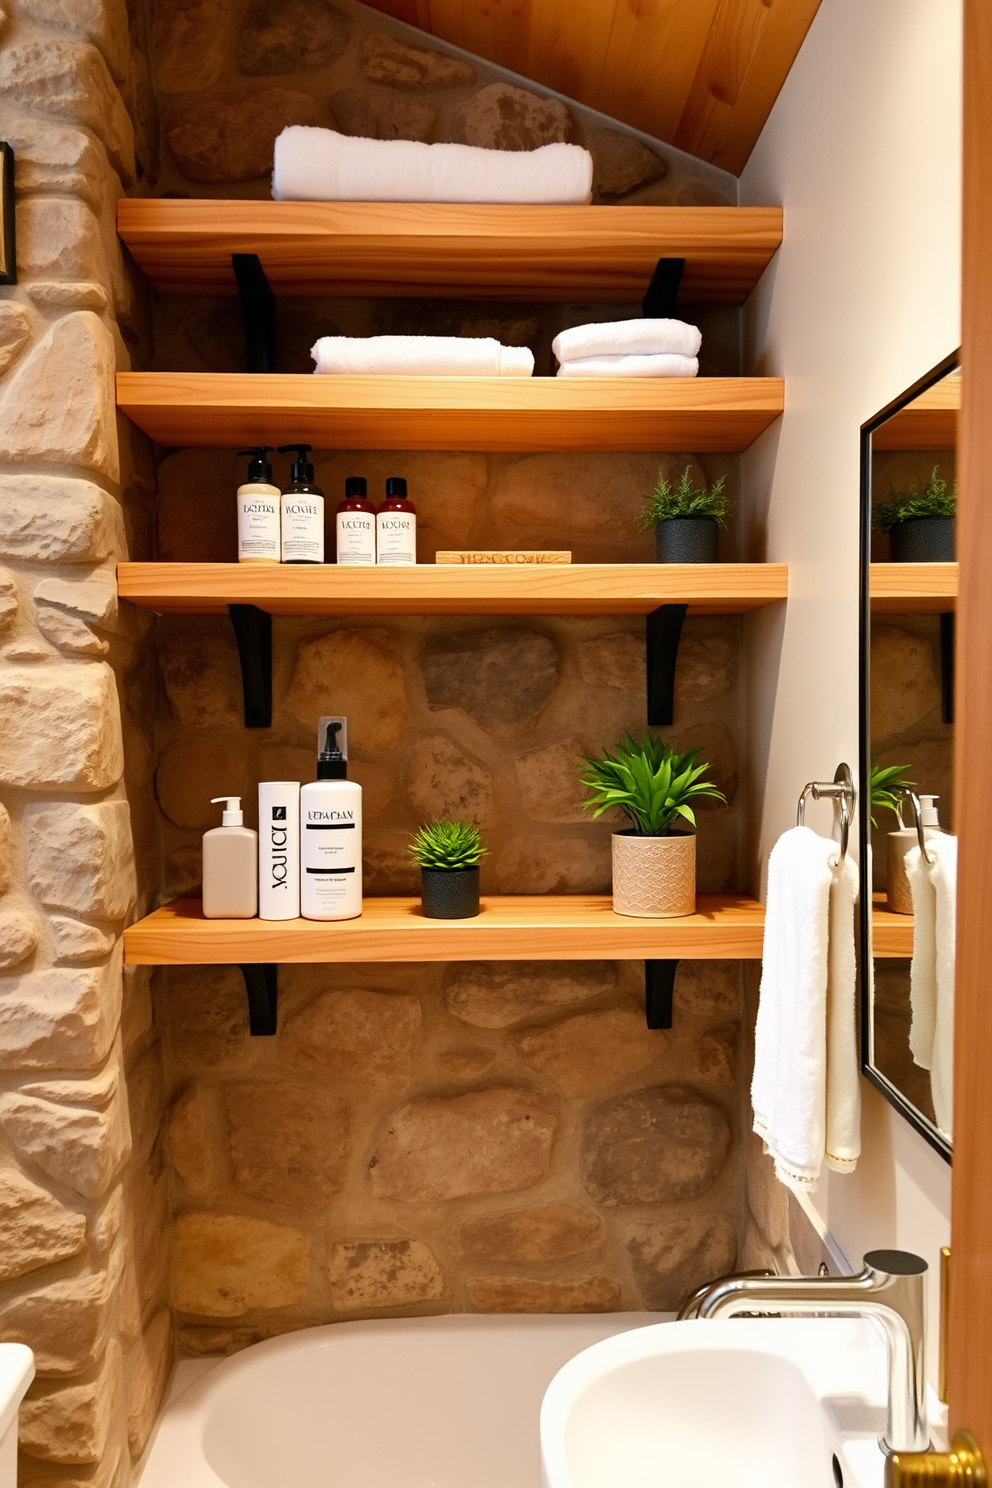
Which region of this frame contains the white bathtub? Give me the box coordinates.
[140,1314,656,1488]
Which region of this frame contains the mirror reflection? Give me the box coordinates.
[862,359,958,1157]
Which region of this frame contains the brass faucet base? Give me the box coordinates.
[886,1430,987,1487]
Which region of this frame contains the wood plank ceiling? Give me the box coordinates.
[359,0,822,175]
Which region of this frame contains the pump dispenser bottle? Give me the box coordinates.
[336,477,376,565]
[203,797,258,918]
[277,443,324,563]
[300,717,363,920]
[237,448,281,564]
[376,476,417,565]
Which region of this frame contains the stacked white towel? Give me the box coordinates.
[751,826,861,1190]
[906,832,957,1138]
[273,127,594,205]
[552,318,701,378]
[311,335,534,378]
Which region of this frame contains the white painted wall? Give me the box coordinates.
[739,0,961,1380]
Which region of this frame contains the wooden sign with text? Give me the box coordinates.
[435,550,572,565]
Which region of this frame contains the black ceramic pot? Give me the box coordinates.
[889,517,955,562]
[420,867,480,919]
[655,517,719,563]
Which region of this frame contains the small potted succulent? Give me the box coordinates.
[871,761,918,915]
[874,466,956,561]
[580,732,726,917]
[409,818,488,919]
[638,466,730,563]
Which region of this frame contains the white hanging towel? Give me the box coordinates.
[311,335,534,377]
[905,832,957,1138]
[752,826,861,1190]
[273,127,594,204]
[552,318,702,363]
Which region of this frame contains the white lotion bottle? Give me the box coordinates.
[202,796,258,918]
[277,443,324,564]
[237,447,281,564]
[376,475,417,565]
[300,717,362,920]
[258,781,300,919]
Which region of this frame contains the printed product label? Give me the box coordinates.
[337,511,376,565]
[281,498,323,562]
[376,512,416,566]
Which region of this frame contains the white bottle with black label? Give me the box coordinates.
[300,717,362,920]
[237,447,281,564]
[376,476,417,565]
[277,443,324,563]
[258,781,300,919]
[336,477,376,566]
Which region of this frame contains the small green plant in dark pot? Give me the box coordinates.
[639,466,730,564]
[409,819,488,919]
[580,732,726,917]
[874,466,956,562]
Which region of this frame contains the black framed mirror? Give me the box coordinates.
[859,350,959,1161]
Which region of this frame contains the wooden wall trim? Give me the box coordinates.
[948,0,992,1441]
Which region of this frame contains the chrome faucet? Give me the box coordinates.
[680,1249,929,1455]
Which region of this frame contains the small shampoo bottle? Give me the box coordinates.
[336,477,376,566]
[202,796,258,918]
[376,476,417,565]
[278,443,324,564]
[236,448,281,564]
[300,717,362,920]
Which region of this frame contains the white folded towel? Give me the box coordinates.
[552,318,702,363]
[906,832,957,1137]
[752,826,861,1190]
[311,335,534,378]
[556,354,698,378]
[273,126,593,205]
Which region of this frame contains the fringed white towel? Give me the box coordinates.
[556,354,698,378]
[752,826,861,1190]
[311,335,534,378]
[273,127,594,204]
[906,832,957,1138]
[552,318,702,363]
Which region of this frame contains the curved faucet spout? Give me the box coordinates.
[690,1249,929,1455]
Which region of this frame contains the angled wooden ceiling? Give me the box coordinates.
[360,0,822,176]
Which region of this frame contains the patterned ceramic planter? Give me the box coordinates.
[611,831,696,918]
[420,867,480,919]
[655,517,719,563]
[889,517,955,562]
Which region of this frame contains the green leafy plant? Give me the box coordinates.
[638,466,731,532]
[580,732,726,837]
[873,466,957,531]
[409,819,488,871]
[870,761,915,829]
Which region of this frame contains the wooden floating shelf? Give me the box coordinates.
[871,377,959,450]
[117,562,789,618]
[124,894,766,966]
[115,200,783,304]
[115,373,784,453]
[872,901,913,957]
[869,562,957,612]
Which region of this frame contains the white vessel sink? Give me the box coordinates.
[0,1345,34,1488]
[540,1317,905,1488]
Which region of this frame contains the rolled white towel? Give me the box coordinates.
[274,126,593,205]
[552,318,702,363]
[311,334,535,377]
[556,353,698,378]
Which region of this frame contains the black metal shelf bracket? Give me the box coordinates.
[642,257,685,318]
[940,611,954,724]
[232,252,275,373]
[646,603,687,726]
[645,959,678,1029]
[229,603,272,729]
[239,963,278,1036]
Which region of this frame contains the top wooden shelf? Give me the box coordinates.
[116,200,783,304]
[869,562,957,611]
[124,893,766,965]
[871,377,959,450]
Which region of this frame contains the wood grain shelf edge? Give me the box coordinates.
[869,562,958,611]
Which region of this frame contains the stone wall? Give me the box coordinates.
[0,0,172,1485]
[135,0,791,1352]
